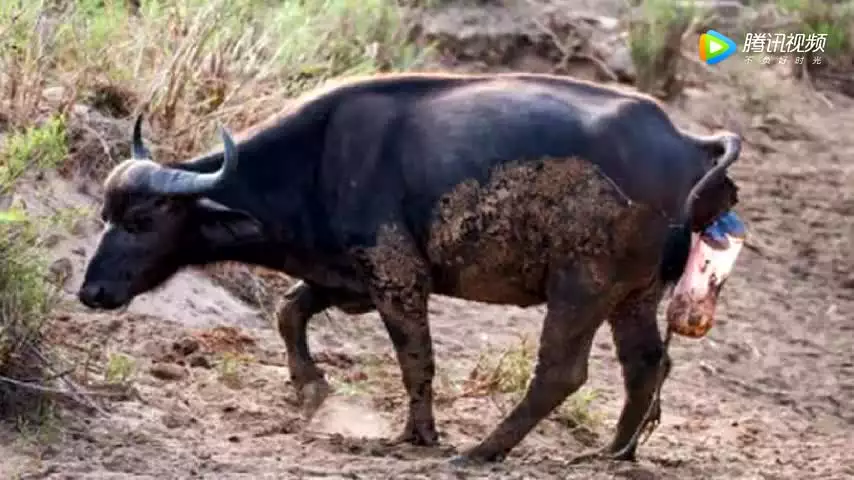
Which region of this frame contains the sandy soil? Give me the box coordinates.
[2,1,853,479]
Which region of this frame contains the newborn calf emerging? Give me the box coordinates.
[78,72,745,465]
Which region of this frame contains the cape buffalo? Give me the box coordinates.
[78,72,743,464]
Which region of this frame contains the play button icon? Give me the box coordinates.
[699,30,737,65]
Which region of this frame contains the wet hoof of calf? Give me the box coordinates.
[297,379,331,419]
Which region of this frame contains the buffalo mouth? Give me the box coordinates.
[77,284,133,311]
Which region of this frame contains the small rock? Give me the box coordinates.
[187,354,212,369]
[173,337,201,356]
[602,42,635,80]
[42,233,65,248]
[345,370,368,383]
[162,412,195,429]
[48,258,74,287]
[579,15,619,32]
[69,219,88,237]
[140,340,170,358]
[43,86,67,105]
[148,363,187,381]
[614,466,657,480]
[227,435,240,443]
[105,318,123,333]
[71,104,91,116]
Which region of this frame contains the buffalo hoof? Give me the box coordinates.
[394,421,440,447]
[596,442,639,463]
[566,445,639,466]
[298,379,331,419]
[394,430,440,447]
[448,447,503,466]
[565,448,607,466]
[604,403,660,462]
[448,454,479,467]
[608,445,638,462]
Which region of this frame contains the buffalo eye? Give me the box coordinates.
[124,215,153,233]
[151,196,170,210]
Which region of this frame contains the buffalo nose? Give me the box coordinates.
[78,283,107,308]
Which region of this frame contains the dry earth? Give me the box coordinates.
[2,1,853,479]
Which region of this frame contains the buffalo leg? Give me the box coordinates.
[455,267,609,463]
[350,228,439,446]
[606,285,671,461]
[276,280,373,416]
[380,298,438,446]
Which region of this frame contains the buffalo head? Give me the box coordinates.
[78,115,259,310]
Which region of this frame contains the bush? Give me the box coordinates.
[1,0,431,170]
[777,0,854,66]
[0,215,57,422]
[0,115,67,192]
[0,108,66,423]
[628,0,699,99]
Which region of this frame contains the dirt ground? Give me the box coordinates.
[2,1,853,479]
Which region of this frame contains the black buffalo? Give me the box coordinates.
[78,72,741,464]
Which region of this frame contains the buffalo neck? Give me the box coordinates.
[175,116,345,274]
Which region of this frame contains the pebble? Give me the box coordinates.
[149,362,187,381]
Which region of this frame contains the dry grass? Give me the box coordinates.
[104,352,136,386]
[463,334,603,436]
[628,0,702,100]
[775,1,854,96]
[216,352,254,389]
[1,0,431,176]
[777,0,854,61]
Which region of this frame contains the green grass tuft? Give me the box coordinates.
[628,0,700,99]
[466,335,602,435]
[0,116,68,192]
[776,0,854,59]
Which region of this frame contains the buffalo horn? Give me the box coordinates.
[131,119,238,196]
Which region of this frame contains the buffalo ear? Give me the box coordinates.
[194,198,262,244]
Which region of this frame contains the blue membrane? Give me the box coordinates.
[701,211,746,249]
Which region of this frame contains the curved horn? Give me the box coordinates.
[131,113,150,159]
[679,132,741,223]
[136,123,239,196]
